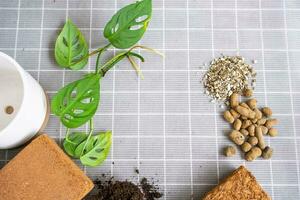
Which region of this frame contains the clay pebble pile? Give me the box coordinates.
[223,90,278,161]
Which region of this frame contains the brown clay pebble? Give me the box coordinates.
[241,142,252,153]
[229,131,245,145]
[230,93,239,108]
[233,119,242,130]
[249,111,256,119]
[240,129,249,136]
[248,136,258,146]
[262,147,273,160]
[241,116,248,120]
[251,118,258,124]
[268,128,278,137]
[253,108,262,120]
[257,118,267,125]
[242,120,252,129]
[262,107,272,117]
[243,88,253,97]
[235,106,256,119]
[246,99,257,110]
[224,146,236,157]
[224,111,235,124]
[255,126,265,150]
[240,102,250,110]
[230,109,240,119]
[248,125,255,137]
[261,126,268,135]
[5,106,14,114]
[245,147,262,161]
[265,119,278,129]
[249,132,255,137]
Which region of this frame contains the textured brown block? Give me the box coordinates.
[0,134,94,200]
[202,166,271,200]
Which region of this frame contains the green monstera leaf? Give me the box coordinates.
[55,19,89,70]
[73,134,97,159]
[51,74,101,128]
[79,131,112,167]
[63,132,88,157]
[104,0,152,49]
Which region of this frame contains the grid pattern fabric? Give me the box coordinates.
[0,0,300,199]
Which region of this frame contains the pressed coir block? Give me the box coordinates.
[0,134,94,200]
[202,166,271,200]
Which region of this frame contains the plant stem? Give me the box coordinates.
[65,128,81,145]
[95,52,102,73]
[97,52,128,76]
[97,46,143,75]
[80,118,94,156]
[97,45,163,76]
[95,44,111,73]
[75,49,100,65]
[66,128,70,138]
[64,128,74,144]
[71,44,111,67]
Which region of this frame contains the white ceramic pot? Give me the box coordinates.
[0,52,49,149]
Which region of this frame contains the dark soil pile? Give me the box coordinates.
[85,177,162,200]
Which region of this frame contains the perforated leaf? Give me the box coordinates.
[104,0,152,49]
[73,134,97,158]
[80,131,112,167]
[55,19,89,70]
[63,132,88,157]
[51,74,101,128]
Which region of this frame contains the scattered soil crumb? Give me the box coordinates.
[85,176,162,200]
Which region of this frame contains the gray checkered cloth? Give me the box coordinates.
[1,0,300,199]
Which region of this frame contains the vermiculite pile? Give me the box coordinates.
[203,56,256,102]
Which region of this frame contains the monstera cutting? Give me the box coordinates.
[104,0,152,49]
[51,0,161,167]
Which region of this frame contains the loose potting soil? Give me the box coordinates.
[85,177,162,200]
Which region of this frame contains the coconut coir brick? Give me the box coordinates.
[202,166,271,200]
[0,134,94,200]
